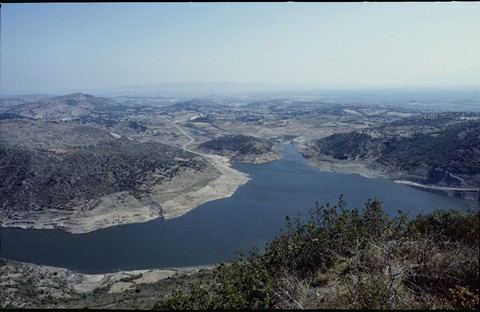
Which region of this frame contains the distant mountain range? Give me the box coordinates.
[84,82,319,97]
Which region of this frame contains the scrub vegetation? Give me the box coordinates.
[0,139,206,214]
[311,113,480,188]
[154,196,479,310]
[199,135,274,155]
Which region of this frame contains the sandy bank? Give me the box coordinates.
[158,154,250,219]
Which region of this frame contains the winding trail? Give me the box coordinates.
[172,121,196,152]
[171,120,227,162]
[152,118,250,219]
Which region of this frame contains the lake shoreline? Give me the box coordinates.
[0,155,250,234]
[302,155,479,201]
[1,143,476,276]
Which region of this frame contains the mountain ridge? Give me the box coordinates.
[8,93,123,121]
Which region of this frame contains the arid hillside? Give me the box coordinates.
[303,112,480,190]
[8,93,123,121]
[0,94,247,233]
[198,134,282,164]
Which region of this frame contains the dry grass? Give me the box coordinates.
[265,235,479,310]
[153,203,479,310]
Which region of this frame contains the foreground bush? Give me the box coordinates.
[153,196,479,310]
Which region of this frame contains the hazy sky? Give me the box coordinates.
[1,2,480,94]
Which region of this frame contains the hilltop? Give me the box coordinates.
[7,93,124,121]
[198,135,282,164]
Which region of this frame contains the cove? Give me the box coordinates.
[0,144,476,273]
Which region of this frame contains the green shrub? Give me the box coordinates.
[154,256,272,310]
[408,209,480,246]
[261,196,406,279]
[153,198,479,310]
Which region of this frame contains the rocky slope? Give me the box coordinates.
[0,257,212,309]
[0,93,253,232]
[0,123,211,232]
[0,110,225,233]
[1,138,207,212]
[301,112,480,198]
[0,118,117,149]
[197,134,282,164]
[8,93,123,121]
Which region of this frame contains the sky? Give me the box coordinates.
[1,2,480,94]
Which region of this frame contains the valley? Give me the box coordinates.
[1,92,478,235]
[0,90,479,310]
[3,2,479,309]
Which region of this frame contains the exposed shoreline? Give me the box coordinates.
[302,152,479,201]
[70,265,213,294]
[0,119,252,234]
[394,180,479,200]
[158,153,250,219]
[1,257,213,308]
[0,155,250,234]
[159,120,251,219]
[302,153,387,180]
[394,180,479,192]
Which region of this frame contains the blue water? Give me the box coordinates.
[0,144,476,273]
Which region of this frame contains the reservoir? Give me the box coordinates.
[0,144,477,273]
